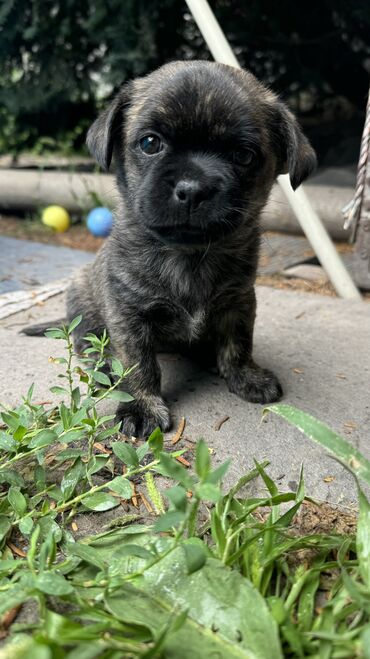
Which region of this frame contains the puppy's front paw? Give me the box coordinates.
[116,395,171,438]
[226,365,283,404]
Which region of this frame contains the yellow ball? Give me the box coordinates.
[41,205,71,232]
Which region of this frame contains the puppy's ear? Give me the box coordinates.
[86,83,132,171]
[273,103,317,190]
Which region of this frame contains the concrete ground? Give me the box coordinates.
[1,281,369,508]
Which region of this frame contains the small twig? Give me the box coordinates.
[139,491,154,513]
[7,542,26,558]
[171,417,186,444]
[176,455,190,467]
[214,415,230,431]
[131,483,138,508]
[93,442,112,454]
[0,605,22,636]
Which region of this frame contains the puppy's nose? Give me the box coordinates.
[174,180,204,209]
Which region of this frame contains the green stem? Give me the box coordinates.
[10,459,159,526]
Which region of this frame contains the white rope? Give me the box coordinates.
[185,0,361,299]
[342,89,370,235]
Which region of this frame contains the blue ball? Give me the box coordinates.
[86,207,113,237]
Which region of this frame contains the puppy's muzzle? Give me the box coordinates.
[173,178,218,211]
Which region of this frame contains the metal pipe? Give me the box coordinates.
[185,0,361,300]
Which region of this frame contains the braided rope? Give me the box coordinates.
[343,88,370,233]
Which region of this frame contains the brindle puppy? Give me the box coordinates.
[67,60,316,437]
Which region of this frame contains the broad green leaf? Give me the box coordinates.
[108,476,132,498]
[107,389,134,402]
[61,458,84,501]
[92,370,111,387]
[83,492,120,511]
[195,439,210,479]
[44,328,66,339]
[156,452,194,489]
[36,571,74,595]
[165,485,187,512]
[66,543,107,570]
[105,546,282,658]
[18,516,34,536]
[28,429,57,449]
[68,314,83,333]
[154,511,186,531]
[266,404,370,486]
[136,441,150,461]
[0,469,25,487]
[357,488,370,588]
[13,425,27,442]
[111,357,124,377]
[0,432,16,452]
[8,486,27,517]
[112,441,139,467]
[0,515,11,541]
[50,385,68,395]
[206,459,231,485]
[182,539,207,574]
[148,427,163,457]
[196,482,222,502]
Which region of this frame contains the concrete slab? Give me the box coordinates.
[0,287,369,507]
[0,236,92,294]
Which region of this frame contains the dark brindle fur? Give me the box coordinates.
[66,60,316,437]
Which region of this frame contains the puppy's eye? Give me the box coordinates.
[232,150,255,167]
[139,135,163,155]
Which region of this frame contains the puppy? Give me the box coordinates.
[66,60,316,437]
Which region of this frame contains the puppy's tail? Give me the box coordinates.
[21,318,67,337]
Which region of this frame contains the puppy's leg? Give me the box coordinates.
[109,328,171,437]
[214,288,282,404]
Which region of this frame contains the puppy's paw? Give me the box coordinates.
[116,395,171,438]
[226,365,283,404]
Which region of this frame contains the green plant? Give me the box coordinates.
[1,324,370,657]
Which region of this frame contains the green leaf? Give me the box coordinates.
[28,429,57,449]
[154,511,186,532]
[107,390,134,402]
[165,485,187,512]
[36,571,74,596]
[0,432,16,452]
[18,516,34,536]
[182,539,207,574]
[50,385,68,395]
[44,328,66,339]
[115,544,154,560]
[83,492,120,511]
[266,404,370,486]
[0,515,11,541]
[0,469,25,487]
[13,425,27,441]
[206,459,231,485]
[112,441,139,467]
[111,358,124,377]
[92,370,111,387]
[66,543,107,570]
[357,488,370,588]
[68,314,83,333]
[157,452,194,489]
[61,458,83,501]
[105,547,282,658]
[1,410,20,431]
[8,486,27,517]
[108,476,132,498]
[148,427,163,457]
[195,439,211,479]
[136,441,150,462]
[196,482,222,503]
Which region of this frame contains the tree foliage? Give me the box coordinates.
[0,0,369,154]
